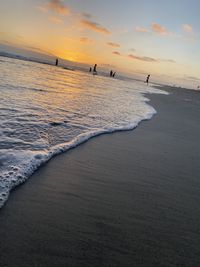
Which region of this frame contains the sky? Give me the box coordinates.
[0,0,200,87]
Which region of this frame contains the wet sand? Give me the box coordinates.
[0,87,200,267]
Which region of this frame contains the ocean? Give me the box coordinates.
[0,56,166,208]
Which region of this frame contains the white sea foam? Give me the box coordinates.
[0,56,167,208]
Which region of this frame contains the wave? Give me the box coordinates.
[0,56,168,208]
[0,100,156,208]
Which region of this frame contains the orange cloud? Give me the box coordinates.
[23,45,55,56]
[107,42,120,47]
[135,26,149,33]
[81,19,110,34]
[80,37,94,44]
[128,54,176,63]
[182,24,193,33]
[151,23,168,35]
[112,51,121,56]
[38,0,70,15]
[128,54,158,62]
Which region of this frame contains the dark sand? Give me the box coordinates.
[1,87,200,267]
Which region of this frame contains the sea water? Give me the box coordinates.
[0,56,167,208]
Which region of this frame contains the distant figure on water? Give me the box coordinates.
[93,64,97,75]
[146,74,150,84]
[89,67,92,72]
[110,70,116,77]
[55,58,58,66]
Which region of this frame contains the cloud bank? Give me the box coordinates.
[38,0,70,15]
[81,19,110,34]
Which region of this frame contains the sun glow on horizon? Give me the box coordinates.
[0,0,200,88]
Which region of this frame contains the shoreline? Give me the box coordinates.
[0,86,162,209]
[1,86,200,266]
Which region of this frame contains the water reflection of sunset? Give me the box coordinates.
[1,0,200,87]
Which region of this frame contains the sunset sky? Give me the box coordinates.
[0,0,200,87]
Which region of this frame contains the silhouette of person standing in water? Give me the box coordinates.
[110,70,113,77]
[146,74,150,84]
[93,64,97,74]
[55,58,58,66]
[89,67,92,72]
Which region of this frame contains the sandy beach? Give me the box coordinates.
[0,86,200,267]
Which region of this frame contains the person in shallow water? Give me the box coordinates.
[55,58,58,66]
[110,70,113,77]
[93,64,97,74]
[146,74,150,84]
